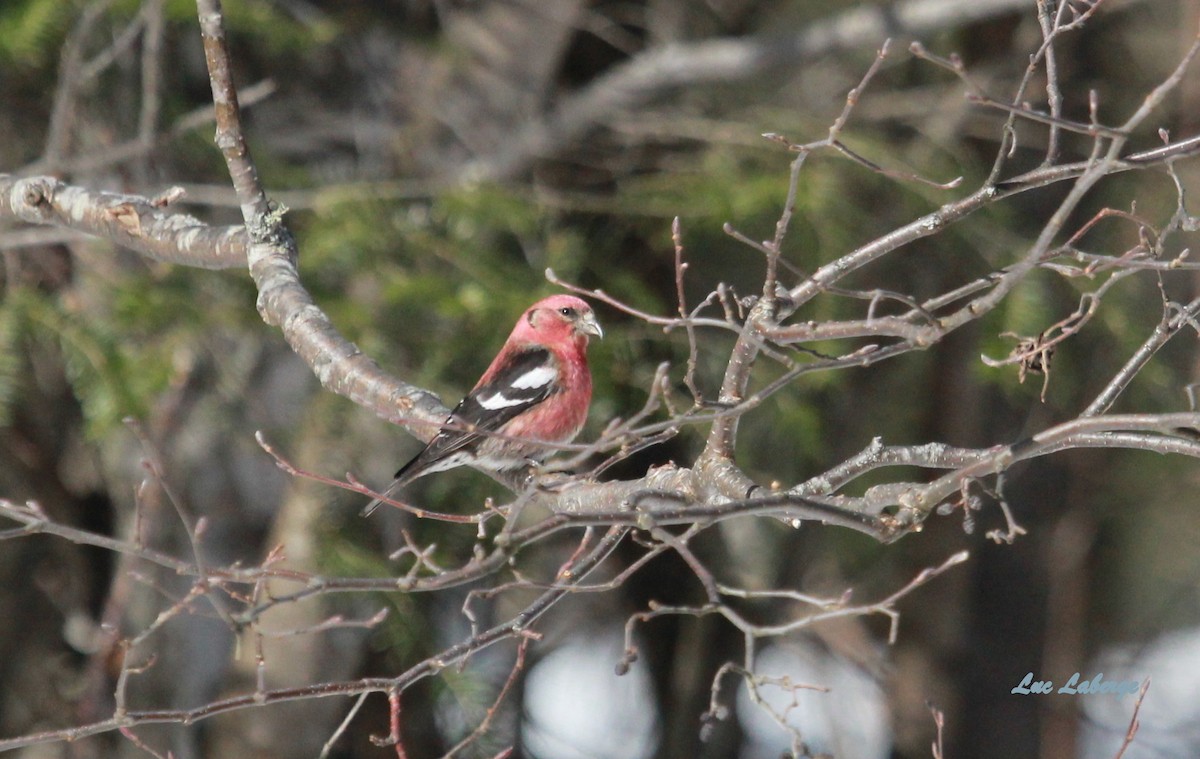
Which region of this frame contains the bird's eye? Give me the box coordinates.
[559,307,576,317]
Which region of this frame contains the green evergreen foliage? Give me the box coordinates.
[0,0,74,70]
[0,298,19,428]
[1,288,153,435]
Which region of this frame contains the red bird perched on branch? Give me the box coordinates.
[364,294,603,515]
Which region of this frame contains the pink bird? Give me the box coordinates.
[365,294,602,515]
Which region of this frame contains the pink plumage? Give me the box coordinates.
[364,295,602,515]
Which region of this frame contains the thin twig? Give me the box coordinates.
[1112,679,1150,759]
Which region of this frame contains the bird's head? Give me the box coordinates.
[519,294,603,349]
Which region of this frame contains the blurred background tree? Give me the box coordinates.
[2,1,1200,758]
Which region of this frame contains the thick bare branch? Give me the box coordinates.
[0,174,246,268]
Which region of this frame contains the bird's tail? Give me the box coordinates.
[361,478,404,517]
[362,442,436,517]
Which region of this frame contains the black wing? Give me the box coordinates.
[363,347,560,515]
[392,346,559,480]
